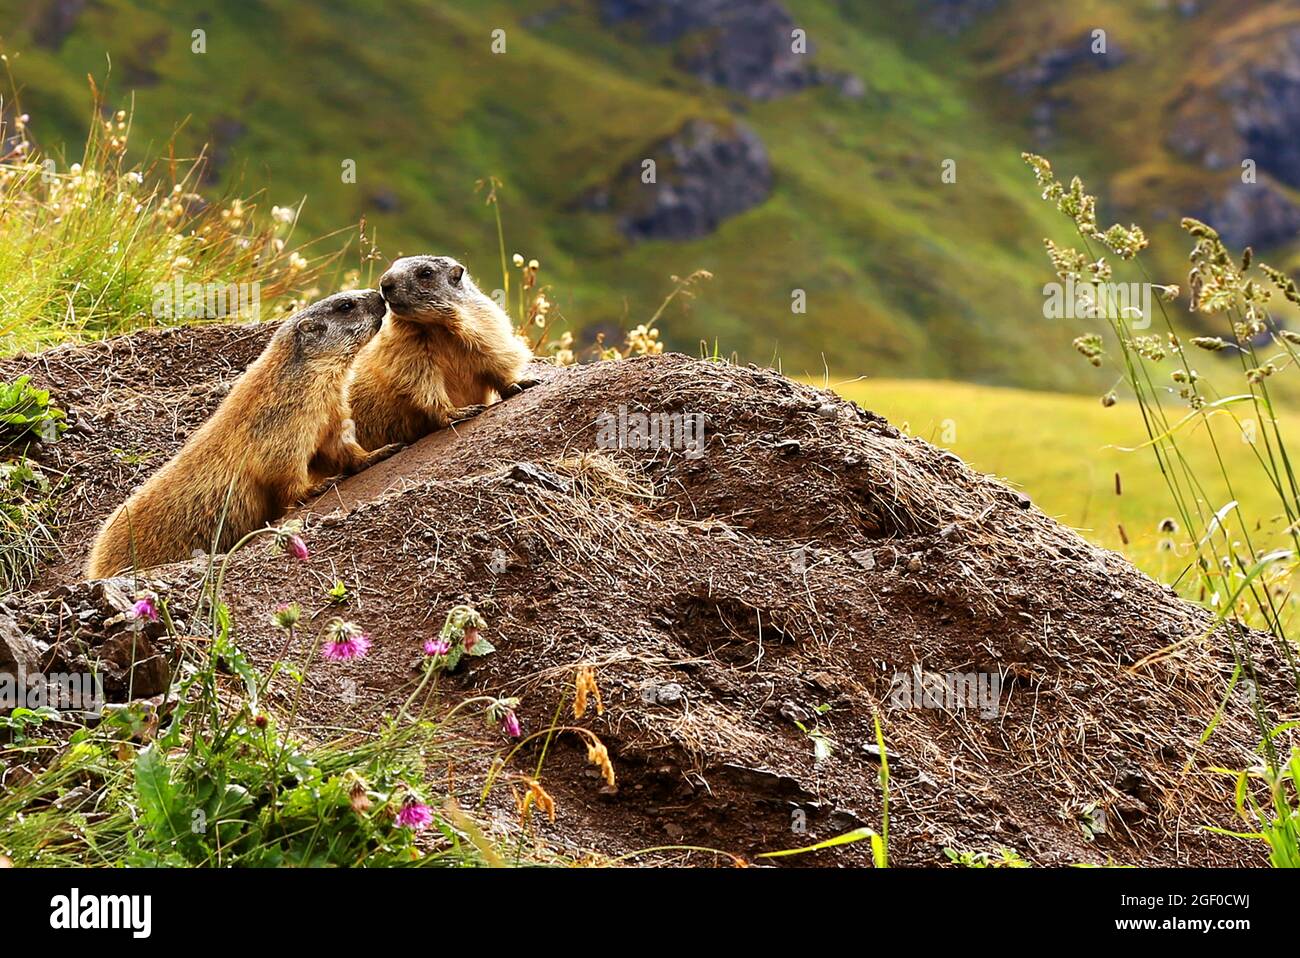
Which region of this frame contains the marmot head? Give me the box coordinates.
[379,255,485,324]
[275,290,386,367]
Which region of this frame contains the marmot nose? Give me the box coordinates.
[380,277,397,300]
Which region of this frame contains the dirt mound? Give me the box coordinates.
[3,323,1292,865]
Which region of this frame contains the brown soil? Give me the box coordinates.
[3,323,1293,866]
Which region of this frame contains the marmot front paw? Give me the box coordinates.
[503,377,541,398]
[365,442,405,466]
[449,403,488,424]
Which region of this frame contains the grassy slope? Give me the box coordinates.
[835,376,1297,588]
[4,0,1265,391]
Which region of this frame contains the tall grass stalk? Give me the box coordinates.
[0,83,330,354]
[1024,154,1300,864]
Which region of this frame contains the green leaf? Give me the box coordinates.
[134,745,188,848]
[463,634,496,657]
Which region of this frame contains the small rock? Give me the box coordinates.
[654,682,685,705]
[95,633,170,699]
[89,579,136,615]
[0,614,42,677]
[1008,490,1032,509]
[509,462,571,493]
[779,699,810,723]
[850,549,876,571]
[808,671,840,694]
[906,554,923,573]
[862,742,900,764]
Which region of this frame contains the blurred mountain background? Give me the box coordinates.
[2,0,1298,389]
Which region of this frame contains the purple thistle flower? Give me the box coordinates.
[395,801,433,830]
[131,594,159,622]
[501,709,522,738]
[322,633,371,661]
[271,602,301,630]
[286,534,309,562]
[321,620,371,661]
[424,638,451,657]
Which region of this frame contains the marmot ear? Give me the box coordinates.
[448,265,464,286]
[299,320,326,336]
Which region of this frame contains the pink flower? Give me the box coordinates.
[501,709,522,738]
[131,594,159,622]
[273,522,310,561]
[271,602,301,630]
[286,534,309,562]
[396,801,433,830]
[321,619,371,661]
[323,633,371,661]
[424,638,451,657]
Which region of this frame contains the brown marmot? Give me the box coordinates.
[86,290,400,578]
[346,255,534,449]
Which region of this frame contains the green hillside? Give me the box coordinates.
[2,0,1297,389]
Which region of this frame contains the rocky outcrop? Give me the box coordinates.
[922,0,1001,35]
[1005,35,1127,94]
[1166,21,1300,247]
[584,119,772,241]
[598,0,859,100]
[1,578,181,713]
[30,0,87,51]
[1169,25,1300,188]
[0,614,42,680]
[200,115,247,184]
[1194,180,1300,251]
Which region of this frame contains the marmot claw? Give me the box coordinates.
[504,377,541,397]
[450,403,488,423]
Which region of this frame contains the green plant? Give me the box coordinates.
[0,376,66,446]
[0,456,59,592]
[420,604,495,674]
[0,527,514,867]
[1207,744,1300,868]
[0,706,60,745]
[0,85,332,354]
[793,703,836,763]
[944,846,1031,868]
[1023,154,1300,866]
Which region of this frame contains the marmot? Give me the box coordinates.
[346,255,534,449]
[86,291,400,578]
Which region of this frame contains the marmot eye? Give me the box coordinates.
[416,266,435,280]
[447,265,464,286]
[337,299,355,313]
